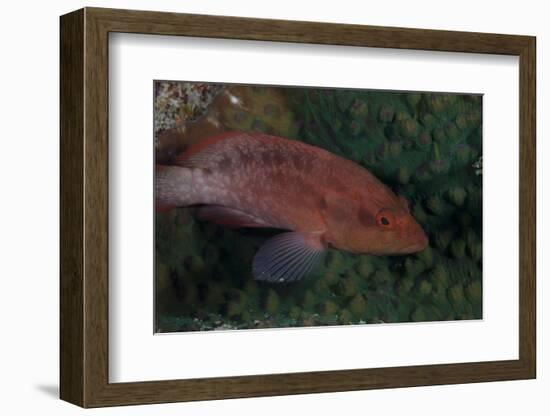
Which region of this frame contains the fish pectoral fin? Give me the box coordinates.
[197,205,269,228]
[253,232,326,283]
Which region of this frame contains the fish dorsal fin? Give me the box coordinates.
[173,131,242,168]
[253,232,326,283]
[197,205,268,229]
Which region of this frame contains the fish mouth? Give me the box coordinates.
[401,232,429,253]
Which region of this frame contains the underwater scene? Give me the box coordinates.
[154,82,482,332]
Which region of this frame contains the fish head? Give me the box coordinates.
[333,194,428,255]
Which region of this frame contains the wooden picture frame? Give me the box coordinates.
[60,7,536,408]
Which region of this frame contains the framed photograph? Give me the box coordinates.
[60,7,536,408]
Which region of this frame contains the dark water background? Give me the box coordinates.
[154,83,482,332]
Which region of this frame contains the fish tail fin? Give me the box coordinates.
[155,165,194,212]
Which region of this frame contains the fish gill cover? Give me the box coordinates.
[154,82,482,332]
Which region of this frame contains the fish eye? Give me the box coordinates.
[376,210,395,228]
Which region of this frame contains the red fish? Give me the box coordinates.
[156,131,428,282]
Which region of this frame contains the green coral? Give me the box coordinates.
[324,300,339,316]
[397,277,415,296]
[432,264,450,287]
[289,306,302,320]
[450,239,467,259]
[397,166,411,184]
[349,294,368,318]
[303,290,317,311]
[404,258,425,279]
[417,246,434,268]
[155,261,171,293]
[448,284,465,307]
[447,187,467,207]
[417,279,433,296]
[264,289,280,314]
[339,309,353,324]
[426,195,445,215]
[340,276,359,297]
[435,230,453,251]
[223,87,299,138]
[465,281,482,305]
[356,255,375,278]
[379,105,395,122]
[155,84,483,332]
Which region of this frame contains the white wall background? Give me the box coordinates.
[0,0,546,414]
